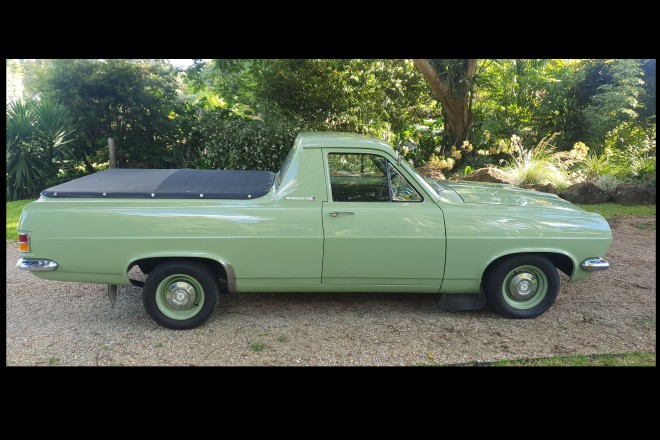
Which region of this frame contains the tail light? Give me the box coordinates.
[18,233,30,252]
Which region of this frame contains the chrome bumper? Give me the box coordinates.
[580,257,610,272]
[17,258,58,272]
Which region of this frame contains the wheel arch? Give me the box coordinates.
[128,255,236,293]
[482,251,575,285]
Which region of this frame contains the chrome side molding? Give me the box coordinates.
[580,257,610,272]
[17,258,59,272]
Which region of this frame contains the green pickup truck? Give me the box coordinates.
[17,132,612,329]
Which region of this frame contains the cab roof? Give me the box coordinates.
[297,132,395,153]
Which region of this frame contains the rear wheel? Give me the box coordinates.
[143,261,220,330]
[484,255,559,319]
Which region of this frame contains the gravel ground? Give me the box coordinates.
[6,216,656,366]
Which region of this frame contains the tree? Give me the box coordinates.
[413,59,478,147]
[472,59,583,151]
[192,59,440,167]
[22,59,182,170]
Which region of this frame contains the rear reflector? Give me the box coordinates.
[18,233,30,252]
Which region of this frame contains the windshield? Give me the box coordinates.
[420,175,445,197]
[398,159,444,198]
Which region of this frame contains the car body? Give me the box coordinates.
[17,132,612,329]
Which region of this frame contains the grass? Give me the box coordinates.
[6,199,33,241]
[277,335,288,343]
[576,203,656,219]
[251,342,266,352]
[635,222,656,230]
[415,351,656,366]
[491,352,655,367]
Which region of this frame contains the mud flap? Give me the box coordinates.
[107,284,118,308]
[438,291,486,311]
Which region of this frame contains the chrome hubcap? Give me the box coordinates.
[507,273,538,300]
[165,281,197,310]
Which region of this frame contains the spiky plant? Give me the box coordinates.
[6,99,75,200]
[502,134,586,190]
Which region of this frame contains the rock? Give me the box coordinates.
[559,182,610,204]
[613,183,655,205]
[416,164,445,180]
[463,167,515,185]
[523,183,558,194]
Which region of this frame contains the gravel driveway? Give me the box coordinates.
[6,216,656,366]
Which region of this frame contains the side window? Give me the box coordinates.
[328,153,422,202]
[388,162,422,202]
[328,153,390,202]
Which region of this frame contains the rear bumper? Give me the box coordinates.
[17,258,59,272]
[580,257,610,272]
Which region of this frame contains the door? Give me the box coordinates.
[322,151,445,290]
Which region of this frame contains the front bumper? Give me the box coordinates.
[580,257,610,272]
[17,258,58,272]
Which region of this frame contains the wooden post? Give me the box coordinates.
[108,137,116,168]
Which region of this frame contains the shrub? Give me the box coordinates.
[502,134,587,190]
[594,174,620,192]
[196,109,299,171]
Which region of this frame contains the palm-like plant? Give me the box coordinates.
[6,99,75,200]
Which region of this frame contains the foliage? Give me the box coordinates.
[194,59,442,169]
[594,174,620,192]
[582,151,610,181]
[22,59,184,170]
[195,109,297,171]
[581,59,647,150]
[501,134,587,189]
[8,58,656,189]
[395,118,444,167]
[251,59,438,140]
[6,199,33,241]
[6,98,75,200]
[472,59,583,152]
[602,122,656,184]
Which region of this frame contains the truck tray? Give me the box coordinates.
[41,168,275,200]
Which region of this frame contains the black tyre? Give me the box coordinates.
[143,261,220,330]
[484,254,559,319]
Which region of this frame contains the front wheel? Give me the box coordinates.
[143,261,220,330]
[483,255,559,319]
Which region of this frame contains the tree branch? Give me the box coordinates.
[413,59,450,100]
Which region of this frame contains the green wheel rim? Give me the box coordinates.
[501,265,548,310]
[155,274,205,320]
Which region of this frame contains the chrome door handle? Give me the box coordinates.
[330,211,355,217]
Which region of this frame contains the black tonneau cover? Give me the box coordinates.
[41,169,275,200]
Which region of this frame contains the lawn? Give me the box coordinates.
[576,203,656,219]
[490,351,656,366]
[6,199,33,241]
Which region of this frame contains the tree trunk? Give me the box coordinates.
[413,59,477,147]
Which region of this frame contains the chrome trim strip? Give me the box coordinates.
[17,258,59,272]
[218,260,237,293]
[580,257,610,272]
